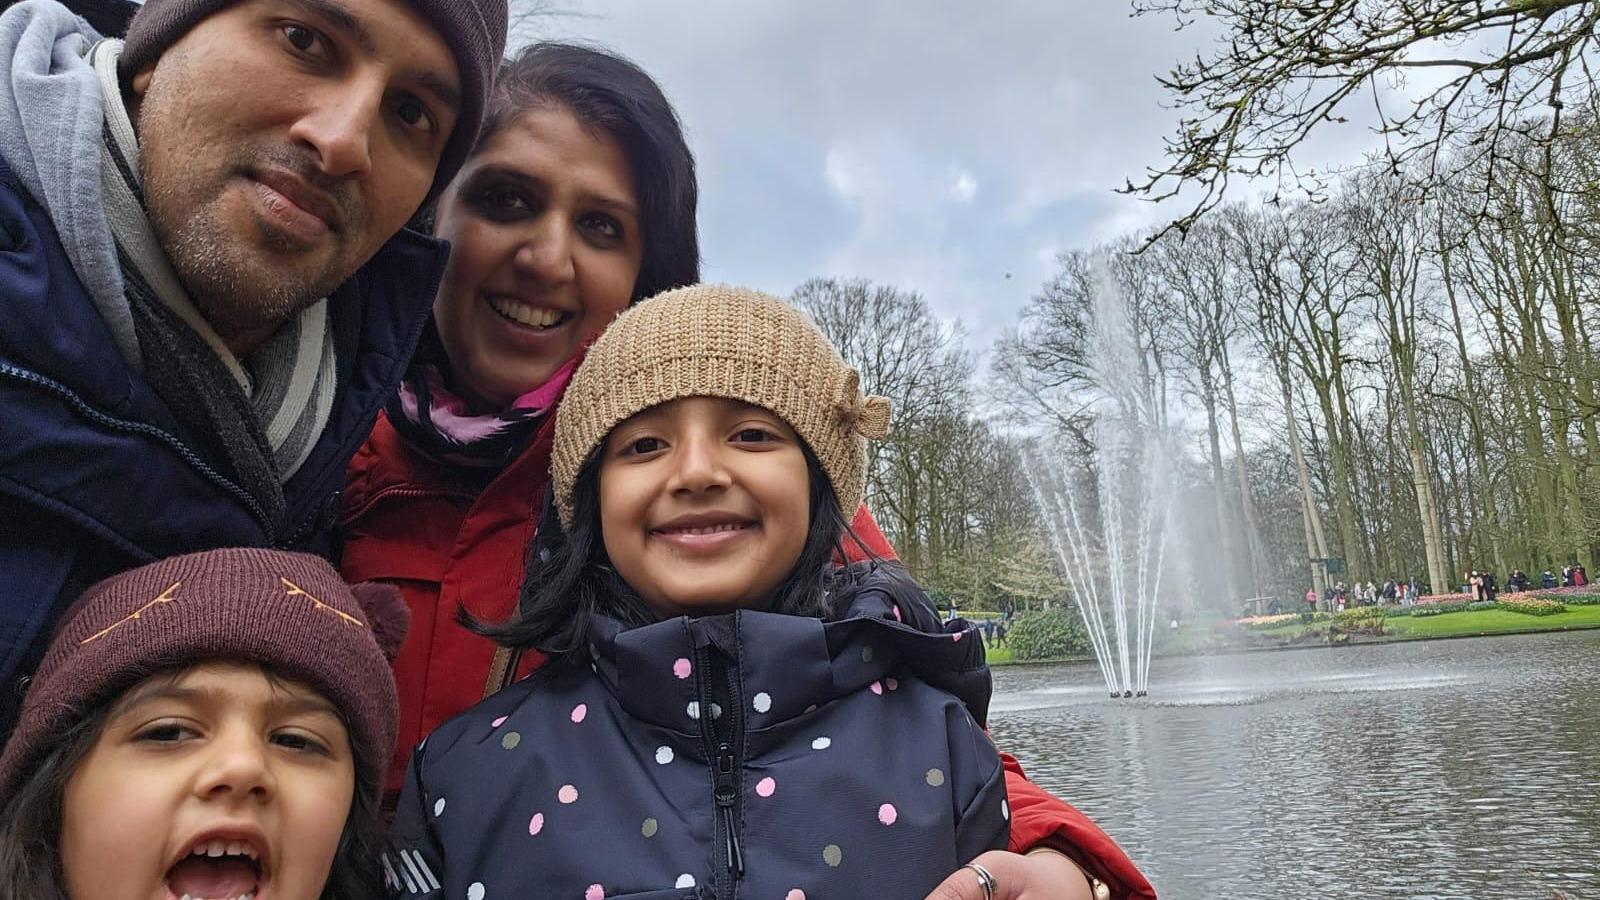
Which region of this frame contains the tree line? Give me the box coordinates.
[797,117,1599,614]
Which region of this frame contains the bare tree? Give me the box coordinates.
[1127,0,1600,242]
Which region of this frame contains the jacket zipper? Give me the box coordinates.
[697,645,744,897]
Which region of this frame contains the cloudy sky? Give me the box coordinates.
[520,2,1391,357]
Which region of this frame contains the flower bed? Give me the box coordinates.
[1496,598,1567,616]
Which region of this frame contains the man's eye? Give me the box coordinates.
[283,23,321,54]
[395,96,435,133]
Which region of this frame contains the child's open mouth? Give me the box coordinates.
[165,838,266,900]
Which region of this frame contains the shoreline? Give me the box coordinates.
[988,613,1600,667]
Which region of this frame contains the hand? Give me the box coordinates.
[923,849,1101,900]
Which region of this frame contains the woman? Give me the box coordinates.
[342,43,1152,899]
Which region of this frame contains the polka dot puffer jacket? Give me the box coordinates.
[387,562,1008,900]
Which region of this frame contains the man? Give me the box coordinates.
[0,0,506,733]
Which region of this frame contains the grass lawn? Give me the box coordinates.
[1385,604,1600,638]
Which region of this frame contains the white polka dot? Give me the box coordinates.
[655,745,675,765]
[1001,799,1010,820]
[433,797,446,817]
[675,874,696,889]
[752,692,772,713]
[710,702,723,720]
[687,701,700,720]
[467,883,485,900]
[811,736,831,750]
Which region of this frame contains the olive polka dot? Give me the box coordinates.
[500,731,521,750]
[861,646,874,663]
[823,844,843,867]
[926,767,946,787]
[642,817,659,838]
[467,883,485,900]
[886,677,899,691]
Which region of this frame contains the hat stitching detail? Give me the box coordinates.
[80,580,182,645]
[282,578,367,628]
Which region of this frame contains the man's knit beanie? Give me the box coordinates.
[117,0,508,201]
[551,284,892,528]
[0,548,408,800]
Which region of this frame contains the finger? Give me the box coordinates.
[922,851,1025,900]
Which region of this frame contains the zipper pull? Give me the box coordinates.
[715,744,744,875]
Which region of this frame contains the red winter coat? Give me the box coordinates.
[342,411,1155,899]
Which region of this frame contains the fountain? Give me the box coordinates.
[1024,262,1175,698]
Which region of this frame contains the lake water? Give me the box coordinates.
[988,630,1600,900]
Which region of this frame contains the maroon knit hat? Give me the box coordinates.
[0,548,407,801]
[117,0,509,203]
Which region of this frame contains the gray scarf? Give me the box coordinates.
[91,39,337,493]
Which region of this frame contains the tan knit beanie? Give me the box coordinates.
[552,284,891,528]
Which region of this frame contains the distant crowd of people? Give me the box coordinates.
[1303,579,1419,613]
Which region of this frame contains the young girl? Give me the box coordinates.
[390,285,1110,899]
[0,548,407,900]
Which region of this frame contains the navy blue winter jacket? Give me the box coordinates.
[0,152,447,730]
[388,564,1010,900]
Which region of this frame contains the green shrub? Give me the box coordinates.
[1466,600,1498,611]
[1496,598,1566,616]
[1005,608,1093,661]
[1561,594,1600,606]
[1412,601,1470,617]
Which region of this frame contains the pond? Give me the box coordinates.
[988,630,1600,900]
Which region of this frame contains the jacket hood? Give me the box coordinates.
[586,563,992,736]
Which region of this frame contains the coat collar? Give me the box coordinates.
[586,565,991,736]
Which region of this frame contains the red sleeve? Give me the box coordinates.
[1002,754,1156,899]
[843,503,897,562]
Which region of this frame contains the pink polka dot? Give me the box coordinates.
[952,631,964,642]
[870,680,883,695]
[891,606,902,621]
[558,784,579,804]
[886,677,899,691]
[585,885,604,900]
[787,891,807,900]
[528,812,544,835]
[755,777,777,797]
[673,658,692,679]
[804,704,817,714]
[571,703,588,723]
[491,716,508,728]
[878,803,898,825]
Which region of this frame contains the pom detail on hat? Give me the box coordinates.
[350,582,411,660]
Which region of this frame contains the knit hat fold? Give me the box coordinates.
[0,548,404,800]
[551,284,892,527]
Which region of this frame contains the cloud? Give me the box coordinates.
[526,0,1394,355]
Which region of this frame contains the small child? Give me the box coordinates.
[0,548,408,900]
[388,285,1010,899]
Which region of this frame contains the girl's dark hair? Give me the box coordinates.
[0,664,386,900]
[483,42,701,302]
[484,445,861,657]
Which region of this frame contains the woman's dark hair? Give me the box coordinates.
[482,42,701,302]
[483,444,865,657]
[0,664,386,900]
